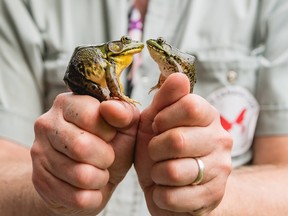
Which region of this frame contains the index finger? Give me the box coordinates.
[56,93,116,142]
[153,94,219,134]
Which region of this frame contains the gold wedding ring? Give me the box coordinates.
[192,158,205,185]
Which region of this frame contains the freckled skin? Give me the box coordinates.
[146,37,197,93]
[64,36,144,105]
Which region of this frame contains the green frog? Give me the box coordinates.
[64,35,144,104]
[146,37,197,93]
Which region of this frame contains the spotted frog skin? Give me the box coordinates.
[146,37,196,93]
[64,36,144,104]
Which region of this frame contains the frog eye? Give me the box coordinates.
[108,42,124,53]
[121,35,132,44]
[157,37,165,44]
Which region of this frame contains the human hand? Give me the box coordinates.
[134,73,232,215]
[31,94,139,216]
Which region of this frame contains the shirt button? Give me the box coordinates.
[227,70,238,83]
[142,75,149,83]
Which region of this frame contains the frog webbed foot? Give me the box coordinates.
[148,84,161,94]
[148,74,166,94]
[110,92,140,106]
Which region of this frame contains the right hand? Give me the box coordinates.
[31,93,139,216]
[134,73,232,215]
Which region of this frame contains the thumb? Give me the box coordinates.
[135,73,190,188]
[151,72,191,112]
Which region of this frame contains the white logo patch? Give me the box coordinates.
[206,86,260,157]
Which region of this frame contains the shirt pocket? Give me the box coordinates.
[193,56,260,98]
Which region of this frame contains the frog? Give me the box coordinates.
[64,35,144,105]
[146,37,197,93]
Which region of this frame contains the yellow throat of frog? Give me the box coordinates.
[111,54,134,77]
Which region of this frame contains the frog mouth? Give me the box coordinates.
[146,44,168,61]
[110,45,144,57]
[146,43,171,58]
[124,45,144,55]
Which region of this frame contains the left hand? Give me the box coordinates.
[31,94,139,216]
[134,73,232,215]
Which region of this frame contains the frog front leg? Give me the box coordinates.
[149,74,166,93]
[105,62,139,105]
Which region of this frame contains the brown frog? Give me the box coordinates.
[64,35,144,104]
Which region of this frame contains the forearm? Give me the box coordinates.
[212,165,288,216]
[0,139,52,216]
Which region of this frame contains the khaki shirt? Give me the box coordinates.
[0,0,130,147]
[1,0,288,215]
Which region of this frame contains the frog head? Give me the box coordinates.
[106,35,144,72]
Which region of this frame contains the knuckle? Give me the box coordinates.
[214,132,233,174]
[168,129,186,155]
[219,130,233,151]
[222,155,232,176]
[157,188,178,210]
[166,161,181,182]
[55,93,67,101]
[74,166,96,188]
[53,93,68,107]
[215,159,231,180]
[30,143,41,158]
[73,191,101,210]
[34,114,50,134]
[181,96,199,118]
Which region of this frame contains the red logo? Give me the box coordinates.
[220,108,247,133]
[206,86,259,157]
